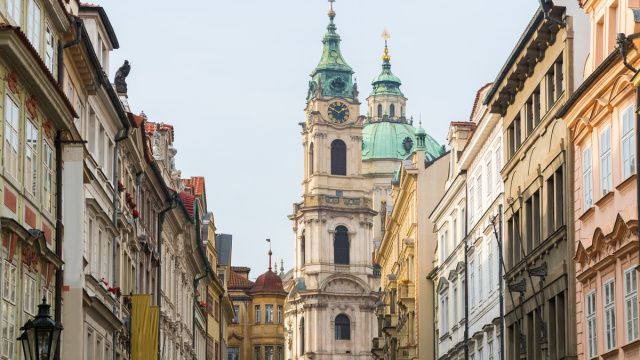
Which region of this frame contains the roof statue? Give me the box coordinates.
[114,60,130,94]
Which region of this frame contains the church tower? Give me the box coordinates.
[285,4,378,360]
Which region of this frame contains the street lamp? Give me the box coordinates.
[18,297,63,360]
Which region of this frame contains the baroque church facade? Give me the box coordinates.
[284,5,444,360]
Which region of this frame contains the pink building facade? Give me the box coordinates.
[557,1,639,359]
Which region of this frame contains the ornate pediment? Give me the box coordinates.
[436,278,449,293]
[322,277,365,294]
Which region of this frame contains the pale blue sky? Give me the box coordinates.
[99,0,540,279]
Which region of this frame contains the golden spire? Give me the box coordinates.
[382,28,391,61]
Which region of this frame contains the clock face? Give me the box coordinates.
[328,102,349,124]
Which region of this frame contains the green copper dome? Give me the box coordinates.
[370,47,403,97]
[307,11,355,101]
[362,122,444,161]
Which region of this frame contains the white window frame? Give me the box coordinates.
[25,118,38,197]
[7,0,22,26]
[487,239,493,293]
[586,290,597,358]
[478,249,483,301]
[486,159,493,197]
[43,141,54,213]
[440,293,449,332]
[2,261,18,358]
[476,176,482,214]
[26,0,41,53]
[23,273,36,317]
[45,24,55,73]
[469,185,475,222]
[4,94,20,181]
[600,126,613,195]
[265,304,273,323]
[470,258,475,309]
[621,105,635,179]
[495,145,502,186]
[583,145,593,209]
[624,267,639,343]
[604,279,616,352]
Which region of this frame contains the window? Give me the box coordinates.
[488,341,494,360]
[25,119,38,196]
[600,126,612,194]
[265,304,273,323]
[4,95,20,180]
[478,250,483,301]
[335,314,350,340]
[233,305,239,323]
[308,142,314,176]
[476,177,482,214]
[390,104,395,117]
[604,279,616,351]
[377,104,382,117]
[470,258,475,308]
[334,226,349,264]
[495,145,502,181]
[330,139,346,176]
[255,305,260,323]
[228,348,239,360]
[301,233,305,265]
[469,185,474,222]
[488,240,493,293]
[583,146,593,209]
[586,290,596,358]
[486,160,492,196]
[277,305,282,323]
[27,0,41,52]
[43,142,53,212]
[621,105,635,179]
[7,0,22,26]
[441,294,449,331]
[45,25,55,73]
[277,347,283,360]
[2,261,17,358]
[300,317,305,355]
[264,346,274,360]
[453,286,458,323]
[254,346,260,360]
[23,275,36,318]
[625,268,639,342]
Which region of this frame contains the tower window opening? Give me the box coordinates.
[300,317,305,355]
[309,143,314,176]
[390,104,395,118]
[335,314,351,340]
[377,104,382,118]
[334,226,349,264]
[331,140,347,176]
[301,231,306,265]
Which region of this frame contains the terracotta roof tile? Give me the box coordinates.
[144,122,175,141]
[231,266,251,273]
[179,192,195,217]
[228,270,254,290]
[469,83,493,121]
[0,24,77,118]
[181,177,206,196]
[126,112,144,128]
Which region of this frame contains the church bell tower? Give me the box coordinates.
[285,3,379,360]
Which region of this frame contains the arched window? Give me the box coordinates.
[390,104,395,118]
[331,140,346,176]
[334,226,349,264]
[301,231,306,265]
[377,104,382,117]
[401,106,404,116]
[309,143,314,176]
[335,314,351,340]
[300,317,305,355]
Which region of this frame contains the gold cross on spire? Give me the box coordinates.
[382,28,391,61]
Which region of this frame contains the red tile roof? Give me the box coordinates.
[0,24,77,118]
[181,177,206,196]
[144,122,175,141]
[179,192,195,218]
[228,270,254,290]
[126,112,144,128]
[231,266,251,273]
[249,269,285,293]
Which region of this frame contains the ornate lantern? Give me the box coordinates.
[18,297,63,360]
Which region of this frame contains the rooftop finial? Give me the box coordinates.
[266,239,272,271]
[381,28,391,61]
[328,0,336,18]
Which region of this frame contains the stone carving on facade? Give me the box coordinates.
[25,95,37,119]
[152,132,162,159]
[4,71,19,95]
[114,60,131,94]
[168,146,181,180]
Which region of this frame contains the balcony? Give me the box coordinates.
[382,314,398,337]
[371,337,384,359]
[399,283,415,303]
[399,345,417,360]
[295,194,374,213]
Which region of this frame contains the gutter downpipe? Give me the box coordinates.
[54,132,87,360]
[157,193,179,360]
[219,293,224,360]
[112,127,129,360]
[491,205,505,360]
[59,16,83,85]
